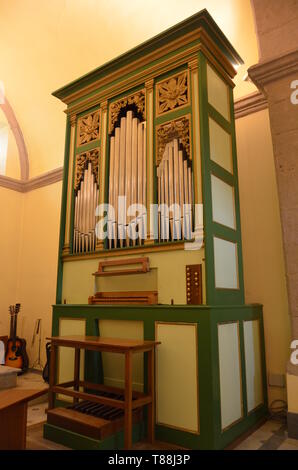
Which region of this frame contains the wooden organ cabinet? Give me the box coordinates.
[45,10,268,450]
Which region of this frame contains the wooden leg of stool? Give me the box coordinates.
[124,350,133,449]
[147,348,155,443]
[74,348,80,404]
[48,344,57,410]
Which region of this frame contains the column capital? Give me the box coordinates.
[145,78,154,91]
[70,114,77,127]
[100,100,108,112]
[188,58,199,71]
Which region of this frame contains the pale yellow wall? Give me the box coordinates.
[0,182,62,365]
[0,187,23,337]
[236,109,291,404]
[0,0,258,177]
[5,126,21,179]
[15,182,62,365]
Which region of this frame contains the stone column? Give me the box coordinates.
[249,0,298,437]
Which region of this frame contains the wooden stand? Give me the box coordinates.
[47,335,160,449]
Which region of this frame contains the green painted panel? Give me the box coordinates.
[50,303,267,450]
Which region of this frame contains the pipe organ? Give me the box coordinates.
[50,10,267,451]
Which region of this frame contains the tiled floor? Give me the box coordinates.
[12,371,298,450]
[18,372,298,451]
[234,420,298,450]
[26,419,298,450]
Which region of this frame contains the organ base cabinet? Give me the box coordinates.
[46,10,268,449]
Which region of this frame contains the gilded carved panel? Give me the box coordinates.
[156,115,191,165]
[156,70,189,117]
[77,110,100,147]
[108,90,146,134]
[74,148,100,192]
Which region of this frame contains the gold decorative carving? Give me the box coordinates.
[77,110,100,146]
[108,90,145,134]
[145,78,154,91]
[74,148,99,191]
[156,71,189,116]
[70,114,77,127]
[156,115,191,165]
[100,100,108,112]
[188,58,198,71]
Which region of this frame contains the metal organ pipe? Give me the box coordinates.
[157,138,193,242]
[73,162,99,254]
[108,110,147,248]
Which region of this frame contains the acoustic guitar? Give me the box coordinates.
[5,304,29,373]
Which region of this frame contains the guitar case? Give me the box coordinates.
[42,342,51,383]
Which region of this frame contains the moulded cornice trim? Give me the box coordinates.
[0,167,63,193]
[248,48,298,90]
[234,91,268,119]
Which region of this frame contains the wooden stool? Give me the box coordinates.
[47,335,160,449]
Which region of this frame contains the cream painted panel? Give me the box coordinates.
[62,258,98,304]
[243,320,263,412]
[209,118,233,173]
[62,248,206,305]
[95,268,157,293]
[58,318,86,388]
[156,323,198,433]
[214,237,238,289]
[98,320,144,392]
[211,175,236,229]
[207,64,230,121]
[218,322,242,430]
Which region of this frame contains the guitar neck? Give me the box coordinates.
[9,313,14,338]
[13,312,17,346]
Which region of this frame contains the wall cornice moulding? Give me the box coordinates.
[0,167,63,193]
[0,92,267,193]
[248,48,298,90]
[234,91,268,119]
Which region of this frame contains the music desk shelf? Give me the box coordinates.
[46,335,160,449]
